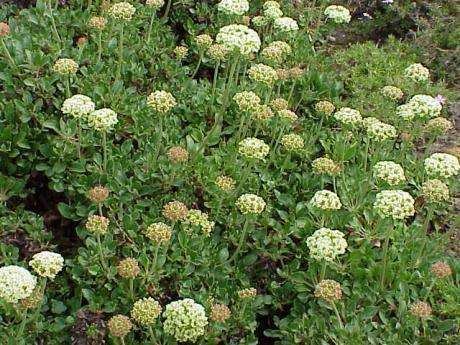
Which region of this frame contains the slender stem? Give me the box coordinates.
[102,131,107,174]
[319,261,327,281]
[162,0,172,20]
[147,10,156,45]
[424,280,436,301]
[47,1,61,44]
[331,302,344,328]
[211,62,220,99]
[228,217,251,263]
[191,51,203,78]
[76,120,81,158]
[129,278,135,301]
[96,234,108,270]
[87,0,92,11]
[414,208,434,267]
[149,326,157,343]
[120,337,126,345]
[97,31,102,62]
[116,24,125,80]
[65,77,71,98]
[0,38,15,66]
[380,223,393,289]
[98,203,103,216]
[363,136,370,171]
[16,309,28,340]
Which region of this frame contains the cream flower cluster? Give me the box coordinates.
[315,100,335,116]
[263,1,283,20]
[366,120,397,142]
[163,299,208,343]
[404,63,430,82]
[147,90,177,113]
[184,209,215,236]
[195,34,213,49]
[312,157,341,176]
[144,222,172,243]
[425,117,453,135]
[273,17,299,32]
[233,91,261,111]
[131,297,162,325]
[270,98,288,111]
[0,265,37,303]
[424,153,459,179]
[278,109,298,123]
[236,194,266,214]
[87,108,118,131]
[309,190,342,211]
[174,45,188,60]
[314,279,342,302]
[334,107,362,126]
[373,161,406,186]
[146,0,164,10]
[238,137,270,159]
[207,43,230,61]
[261,41,291,65]
[324,5,351,24]
[85,215,109,235]
[61,95,95,119]
[251,105,274,121]
[216,175,236,191]
[248,63,278,86]
[373,190,415,220]
[217,0,249,16]
[306,228,347,262]
[29,251,64,279]
[108,2,136,21]
[281,134,304,151]
[53,58,78,75]
[381,85,404,101]
[400,95,442,120]
[252,16,268,27]
[88,16,107,30]
[421,179,450,203]
[216,24,261,56]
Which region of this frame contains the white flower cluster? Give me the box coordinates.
[366,120,397,142]
[236,194,266,214]
[278,109,298,123]
[87,108,118,131]
[146,0,164,10]
[261,41,291,65]
[163,299,208,343]
[397,95,442,121]
[216,24,261,56]
[421,179,450,203]
[147,90,177,113]
[263,1,283,20]
[0,265,37,303]
[324,5,351,24]
[248,63,278,85]
[334,107,362,126]
[61,95,95,119]
[404,63,430,82]
[217,0,249,16]
[381,85,404,101]
[310,190,342,211]
[424,153,460,179]
[281,133,304,151]
[273,17,299,33]
[29,251,64,279]
[373,161,406,186]
[108,2,136,21]
[238,137,270,160]
[373,190,415,220]
[183,209,215,236]
[233,91,261,111]
[306,228,348,261]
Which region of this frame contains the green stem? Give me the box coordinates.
[116,24,125,80]
[331,302,344,328]
[102,131,107,174]
[414,208,434,267]
[120,337,126,345]
[96,234,108,270]
[211,62,220,99]
[424,280,436,301]
[76,120,82,158]
[0,38,15,66]
[147,10,156,45]
[129,278,135,301]
[16,309,28,340]
[47,1,61,44]
[97,31,102,62]
[380,223,393,289]
[191,51,203,78]
[228,217,251,263]
[319,261,327,281]
[363,136,370,171]
[162,0,172,20]
[65,76,71,98]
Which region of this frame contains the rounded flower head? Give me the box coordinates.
[163,299,208,343]
[233,91,261,111]
[421,179,450,203]
[238,137,270,160]
[306,228,347,262]
[288,66,304,79]
[424,153,460,179]
[146,0,164,10]
[373,190,415,220]
[309,190,342,211]
[216,24,261,56]
[314,279,342,302]
[167,146,189,163]
[88,16,107,30]
[406,95,442,119]
[396,103,417,121]
[281,134,304,151]
[217,0,249,16]
[278,109,298,123]
[261,41,291,65]
[0,22,10,36]
[251,104,274,121]
[216,175,236,192]
[107,315,133,338]
[144,222,172,244]
[85,215,109,235]
[273,17,299,33]
[312,157,341,176]
[20,286,44,310]
[409,301,432,318]
[131,298,162,325]
[366,120,397,141]
[334,107,362,126]
[248,63,278,86]
[430,261,452,279]
[29,251,64,279]
[195,34,213,50]
[163,201,188,221]
[236,194,266,214]
[425,117,453,135]
[238,287,257,299]
[184,209,215,236]
[270,98,289,111]
[61,94,95,119]
[263,1,280,10]
[324,5,351,24]
[252,15,268,27]
[147,90,177,113]
[88,185,109,204]
[315,100,335,116]
[88,108,118,131]
[0,266,37,304]
[405,63,430,82]
[207,43,230,61]
[263,4,283,20]
[210,303,231,322]
[117,258,140,278]
[373,161,406,186]
[173,45,188,60]
[53,58,78,75]
[108,2,136,21]
[381,85,404,101]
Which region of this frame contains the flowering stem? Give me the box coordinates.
[424,280,436,301]
[129,278,135,301]
[97,31,102,62]
[0,38,15,66]
[319,261,327,281]
[116,24,125,81]
[222,56,239,112]
[96,234,108,271]
[380,223,393,289]
[162,0,172,20]
[331,302,344,328]
[414,208,434,267]
[120,337,126,345]
[102,131,107,174]
[228,217,251,263]
[76,120,82,159]
[65,76,71,98]
[363,136,370,171]
[211,62,220,100]
[16,308,28,340]
[47,0,61,44]
[287,80,296,104]
[147,10,156,45]
[191,51,204,78]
